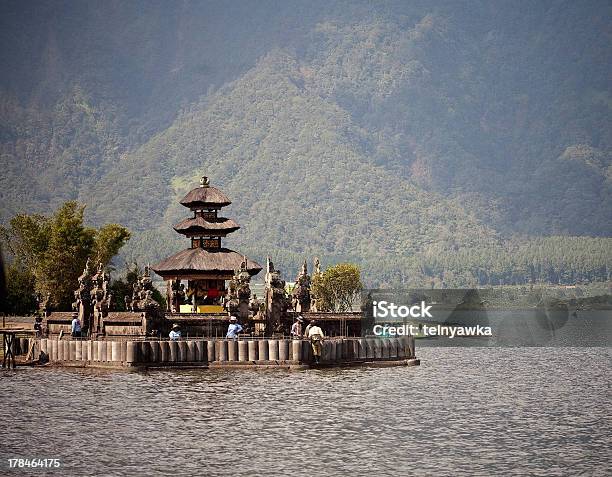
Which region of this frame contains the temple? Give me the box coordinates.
[152,176,262,314]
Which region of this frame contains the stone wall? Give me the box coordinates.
[36,336,418,369]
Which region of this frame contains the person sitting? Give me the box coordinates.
[71,314,81,337]
[306,319,325,363]
[291,316,304,338]
[169,323,181,340]
[226,316,243,339]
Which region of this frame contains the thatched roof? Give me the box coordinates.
[152,248,262,278]
[173,216,240,235]
[180,180,231,209]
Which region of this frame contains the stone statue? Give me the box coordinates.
[74,259,93,334]
[291,259,311,313]
[130,265,157,312]
[263,256,290,336]
[236,257,252,322]
[90,262,112,336]
[310,257,323,312]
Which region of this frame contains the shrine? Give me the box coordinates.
[152,176,262,314]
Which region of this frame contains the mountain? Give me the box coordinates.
[0,0,610,285]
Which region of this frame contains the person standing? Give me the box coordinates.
[169,323,181,340]
[71,314,81,337]
[291,316,304,338]
[306,319,325,363]
[226,316,243,339]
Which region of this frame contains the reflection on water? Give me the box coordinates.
[1,347,610,476]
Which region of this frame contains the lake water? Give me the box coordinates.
[1,346,610,476]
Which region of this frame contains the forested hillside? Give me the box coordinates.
[0,0,610,285]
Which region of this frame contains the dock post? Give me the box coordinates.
[150,341,160,363]
[75,340,82,361]
[238,341,248,362]
[160,341,169,362]
[99,341,107,362]
[178,341,188,362]
[169,341,178,362]
[186,341,196,362]
[258,340,269,361]
[227,340,238,361]
[248,340,258,361]
[268,340,279,361]
[278,340,289,361]
[50,339,58,362]
[292,340,302,362]
[111,341,121,362]
[126,341,137,365]
[207,340,215,362]
[216,340,228,362]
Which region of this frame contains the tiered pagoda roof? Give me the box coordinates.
[152,176,262,280]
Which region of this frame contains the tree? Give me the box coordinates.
[5,261,38,315]
[311,263,363,312]
[1,201,130,311]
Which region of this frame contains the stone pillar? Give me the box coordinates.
[178,341,188,362]
[248,340,258,361]
[111,341,121,362]
[92,341,99,361]
[160,341,169,362]
[366,338,375,359]
[357,338,366,359]
[68,341,76,361]
[40,339,48,356]
[278,340,289,361]
[389,338,398,359]
[397,337,406,359]
[382,339,390,359]
[409,336,415,358]
[100,341,107,362]
[150,341,160,363]
[195,340,206,362]
[126,341,137,364]
[120,341,127,362]
[292,340,302,362]
[268,340,279,361]
[169,341,178,362]
[216,340,228,361]
[85,341,92,361]
[258,340,269,361]
[50,339,58,361]
[374,339,383,359]
[139,341,149,362]
[187,341,196,362]
[207,340,215,362]
[238,341,248,362]
[106,341,113,362]
[227,340,238,361]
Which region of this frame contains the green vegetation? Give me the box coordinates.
[1,202,130,312]
[312,263,363,312]
[0,1,609,286]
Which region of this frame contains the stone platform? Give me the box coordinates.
[31,336,419,370]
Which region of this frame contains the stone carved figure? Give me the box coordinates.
[90,262,112,335]
[291,259,311,313]
[224,258,251,321]
[310,257,323,312]
[73,259,93,334]
[127,265,159,313]
[264,256,290,335]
